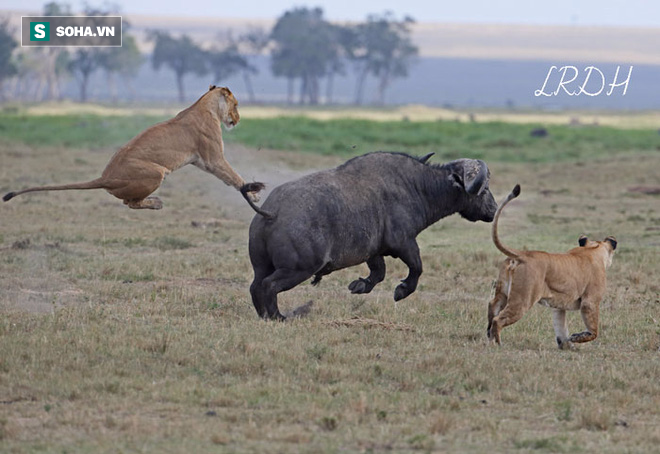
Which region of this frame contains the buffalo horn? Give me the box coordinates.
[464,159,489,195]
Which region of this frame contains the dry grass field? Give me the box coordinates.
[0,113,659,453]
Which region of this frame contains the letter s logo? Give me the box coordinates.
[34,24,45,39]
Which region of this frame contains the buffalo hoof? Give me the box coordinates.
[263,311,286,322]
[311,275,322,286]
[393,282,412,301]
[348,278,373,294]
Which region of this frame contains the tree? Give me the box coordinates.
[68,4,124,102]
[324,24,356,104]
[270,7,337,105]
[42,2,72,100]
[69,49,103,102]
[0,18,17,99]
[237,27,268,103]
[76,5,144,103]
[207,32,247,87]
[352,13,418,105]
[150,31,208,103]
[101,34,143,102]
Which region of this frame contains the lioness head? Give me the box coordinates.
[211,86,240,130]
[578,235,617,268]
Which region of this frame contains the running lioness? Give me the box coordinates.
[3,86,264,209]
[487,185,617,349]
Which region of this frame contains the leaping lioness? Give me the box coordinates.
[3,85,264,209]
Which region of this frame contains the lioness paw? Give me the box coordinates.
[557,339,575,350]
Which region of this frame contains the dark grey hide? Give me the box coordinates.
[247,152,498,320]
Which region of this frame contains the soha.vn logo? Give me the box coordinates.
[30,21,116,41]
[30,22,50,41]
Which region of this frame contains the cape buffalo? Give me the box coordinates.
[242,152,498,320]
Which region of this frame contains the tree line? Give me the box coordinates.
[0,3,418,105]
[0,2,142,103]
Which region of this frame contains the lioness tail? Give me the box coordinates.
[3,178,108,202]
[492,184,521,259]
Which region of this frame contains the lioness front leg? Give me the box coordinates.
[204,156,261,202]
[569,300,600,344]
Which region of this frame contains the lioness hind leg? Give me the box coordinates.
[489,308,524,345]
[489,285,536,345]
[104,165,165,206]
[569,302,599,344]
[487,291,507,341]
[126,197,163,210]
[106,176,164,209]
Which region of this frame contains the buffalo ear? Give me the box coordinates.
[605,236,617,250]
[450,172,464,189]
[419,152,435,164]
[578,235,588,247]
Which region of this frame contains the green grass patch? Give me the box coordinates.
[0,114,167,149]
[0,113,658,163]
[228,116,660,162]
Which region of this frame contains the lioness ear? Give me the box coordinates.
[605,236,617,250]
[209,84,217,91]
[578,235,588,247]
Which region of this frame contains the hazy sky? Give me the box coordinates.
[5,0,660,27]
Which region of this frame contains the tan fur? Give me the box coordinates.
[487,185,617,349]
[3,86,261,209]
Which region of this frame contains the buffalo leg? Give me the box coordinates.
[261,269,314,321]
[392,241,422,301]
[250,269,272,319]
[348,255,386,294]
